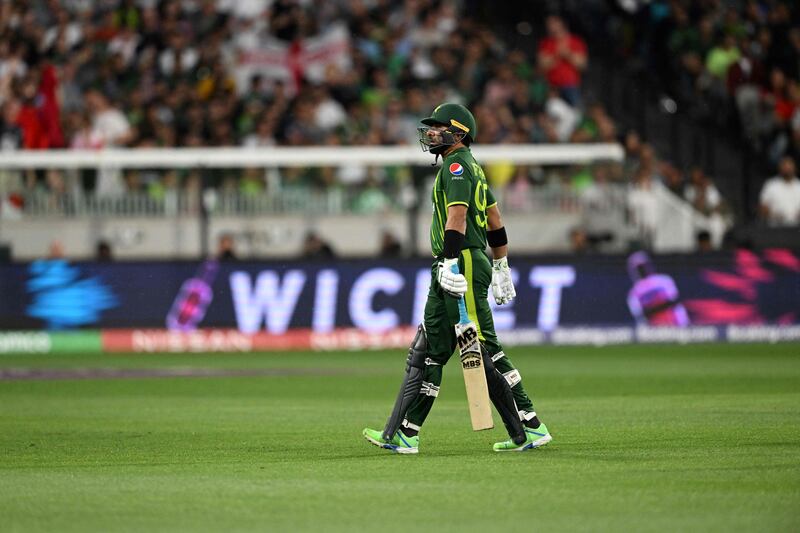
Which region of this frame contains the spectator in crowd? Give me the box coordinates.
[622,129,643,177]
[695,230,713,253]
[727,38,766,143]
[759,155,800,227]
[503,167,534,211]
[636,143,660,181]
[216,233,237,261]
[95,240,113,262]
[83,88,133,196]
[706,34,741,82]
[568,227,590,254]
[68,111,103,150]
[158,33,198,78]
[301,231,335,260]
[661,161,685,198]
[0,99,22,150]
[684,167,723,217]
[379,230,403,258]
[47,240,64,259]
[626,166,660,249]
[16,75,49,150]
[537,15,587,107]
[571,101,616,143]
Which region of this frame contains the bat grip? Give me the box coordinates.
[450,263,471,325]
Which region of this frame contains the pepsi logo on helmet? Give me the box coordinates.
[449,163,464,176]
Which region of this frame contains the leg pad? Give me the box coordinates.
[382,325,428,440]
[483,347,526,445]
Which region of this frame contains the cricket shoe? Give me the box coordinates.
[493,423,552,452]
[362,427,419,454]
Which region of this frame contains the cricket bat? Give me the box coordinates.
[452,265,494,431]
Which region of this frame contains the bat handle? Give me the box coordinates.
[450,263,471,325]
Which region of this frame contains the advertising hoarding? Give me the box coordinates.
[1,249,798,351]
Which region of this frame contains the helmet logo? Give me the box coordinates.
[450,119,470,133]
[449,163,464,176]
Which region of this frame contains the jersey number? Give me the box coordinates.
[473,163,488,228]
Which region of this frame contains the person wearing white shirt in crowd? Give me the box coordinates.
[627,166,660,248]
[684,166,729,248]
[84,89,132,148]
[83,89,133,196]
[158,33,199,78]
[759,156,800,227]
[684,166,722,216]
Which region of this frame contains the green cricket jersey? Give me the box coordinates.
[430,147,497,257]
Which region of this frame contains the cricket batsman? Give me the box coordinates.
[362,103,552,453]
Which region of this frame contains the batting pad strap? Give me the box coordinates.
[420,381,440,397]
[503,369,522,388]
[402,419,421,431]
[519,410,537,421]
[491,351,506,362]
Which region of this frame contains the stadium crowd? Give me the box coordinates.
[604,0,800,228]
[0,4,645,180]
[612,1,800,168]
[0,0,797,234]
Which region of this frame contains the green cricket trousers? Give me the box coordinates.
[403,247,538,430]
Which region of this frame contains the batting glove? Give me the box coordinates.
[491,256,516,305]
[437,258,468,298]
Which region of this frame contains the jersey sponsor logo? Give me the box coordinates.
[449,162,464,176]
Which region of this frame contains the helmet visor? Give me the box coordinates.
[417,126,443,152]
[417,125,462,153]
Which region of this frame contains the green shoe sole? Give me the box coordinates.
[494,431,552,452]
[363,429,418,455]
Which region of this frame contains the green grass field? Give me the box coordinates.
[1,344,798,532]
